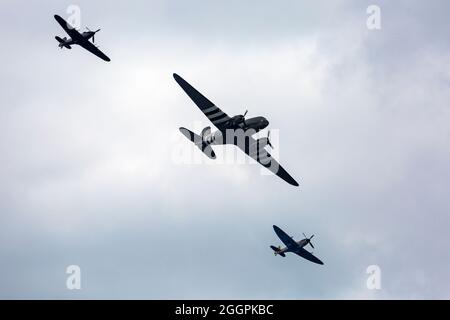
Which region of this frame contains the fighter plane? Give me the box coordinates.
[270,225,324,265]
[54,14,110,62]
[174,73,299,186]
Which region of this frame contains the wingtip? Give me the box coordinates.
[284,178,299,187]
[288,175,300,187]
[276,166,300,187]
[173,73,181,81]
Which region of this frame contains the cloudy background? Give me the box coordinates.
[1,0,449,299]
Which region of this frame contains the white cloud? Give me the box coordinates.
[1,0,450,299]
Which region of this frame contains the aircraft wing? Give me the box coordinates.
[273,225,298,249]
[237,136,299,186]
[173,74,231,131]
[293,247,324,265]
[77,39,111,62]
[54,15,83,41]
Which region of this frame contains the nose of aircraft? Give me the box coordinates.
[261,118,269,129]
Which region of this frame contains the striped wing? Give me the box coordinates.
[173,73,231,130]
[237,135,299,186]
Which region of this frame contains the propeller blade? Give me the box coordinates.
[309,242,315,249]
[303,233,307,239]
[267,130,273,148]
[310,234,315,240]
[243,110,248,117]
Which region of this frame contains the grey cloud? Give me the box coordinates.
[0,0,450,299]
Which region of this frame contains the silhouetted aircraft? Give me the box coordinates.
[271,225,324,265]
[174,73,299,186]
[54,15,110,62]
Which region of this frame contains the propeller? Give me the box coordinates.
[231,109,248,127]
[86,27,101,43]
[303,233,315,249]
[241,109,248,126]
[267,131,273,148]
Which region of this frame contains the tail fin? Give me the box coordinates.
[270,246,285,257]
[179,127,216,159]
[55,36,71,49]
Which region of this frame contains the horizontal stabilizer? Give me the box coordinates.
[55,36,71,49]
[179,127,216,159]
[270,245,286,257]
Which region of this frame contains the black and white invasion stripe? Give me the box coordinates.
[202,105,231,127]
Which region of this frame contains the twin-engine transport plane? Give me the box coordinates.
[173,73,299,186]
[271,225,324,265]
[54,15,111,62]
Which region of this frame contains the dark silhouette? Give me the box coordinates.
[174,73,299,187]
[271,225,324,265]
[54,15,110,62]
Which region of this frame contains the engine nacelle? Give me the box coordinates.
[250,137,272,150]
[257,137,270,148]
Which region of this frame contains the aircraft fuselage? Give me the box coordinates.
[203,116,269,145]
[57,32,94,48]
[275,239,308,255]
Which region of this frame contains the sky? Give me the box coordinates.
[0,0,450,299]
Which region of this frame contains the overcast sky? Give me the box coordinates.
[1,0,450,299]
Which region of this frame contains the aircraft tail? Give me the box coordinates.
[179,127,216,159]
[55,36,71,49]
[270,245,286,257]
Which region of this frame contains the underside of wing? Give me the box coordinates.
[78,40,111,62]
[54,15,82,40]
[237,136,299,186]
[173,73,231,130]
[273,225,298,249]
[294,248,324,265]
